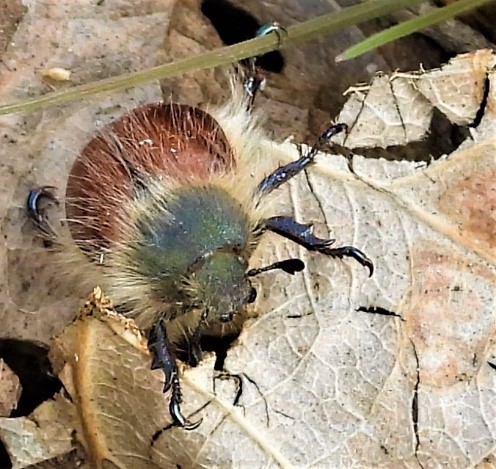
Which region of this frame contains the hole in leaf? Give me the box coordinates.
[201,0,285,73]
[175,333,240,371]
[0,441,12,469]
[342,107,470,163]
[0,339,62,417]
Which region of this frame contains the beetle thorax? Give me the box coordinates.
[106,183,255,324]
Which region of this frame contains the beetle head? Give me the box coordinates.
[186,250,256,324]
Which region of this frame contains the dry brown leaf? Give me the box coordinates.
[0,359,21,417]
[0,395,75,468]
[48,288,170,468]
[336,50,495,148]
[0,1,495,468]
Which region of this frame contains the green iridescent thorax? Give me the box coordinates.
[131,184,253,315]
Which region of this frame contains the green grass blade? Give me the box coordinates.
[0,0,426,116]
[337,0,496,61]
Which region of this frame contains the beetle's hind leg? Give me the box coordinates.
[264,216,373,276]
[243,22,287,108]
[27,186,60,238]
[148,320,202,430]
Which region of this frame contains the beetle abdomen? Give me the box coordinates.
[66,103,236,252]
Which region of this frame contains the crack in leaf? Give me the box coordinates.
[356,306,405,321]
[411,340,424,469]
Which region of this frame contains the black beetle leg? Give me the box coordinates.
[148,320,202,430]
[255,22,288,48]
[264,215,374,276]
[213,371,270,425]
[243,22,287,108]
[186,335,203,368]
[213,371,243,407]
[27,186,59,236]
[247,258,305,277]
[256,124,348,197]
[168,374,202,431]
[243,63,264,110]
[185,308,210,367]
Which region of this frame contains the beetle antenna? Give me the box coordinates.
[247,258,304,277]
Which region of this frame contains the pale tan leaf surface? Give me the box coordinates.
[414,49,494,126]
[337,75,434,148]
[0,0,171,343]
[153,52,496,466]
[335,49,496,148]
[0,395,75,468]
[0,359,21,417]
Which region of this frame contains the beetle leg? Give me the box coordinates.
[255,22,288,48]
[213,371,243,406]
[148,321,202,430]
[213,371,270,425]
[256,124,347,197]
[27,186,59,237]
[264,215,374,276]
[243,64,264,109]
[243,22,287,108]
[185,309,209,367]
[247,258,305,277]
[186,337,203,368]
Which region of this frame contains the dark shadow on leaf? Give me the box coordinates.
[0,339,62,417]
[201,0,285,73]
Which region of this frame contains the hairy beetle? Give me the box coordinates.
[28,33,372,430]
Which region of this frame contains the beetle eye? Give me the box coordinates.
[247,287,257,304]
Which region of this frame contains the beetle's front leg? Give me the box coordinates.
[148,320,202,430]
[184,308,210,367]
[264,216,374,276]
